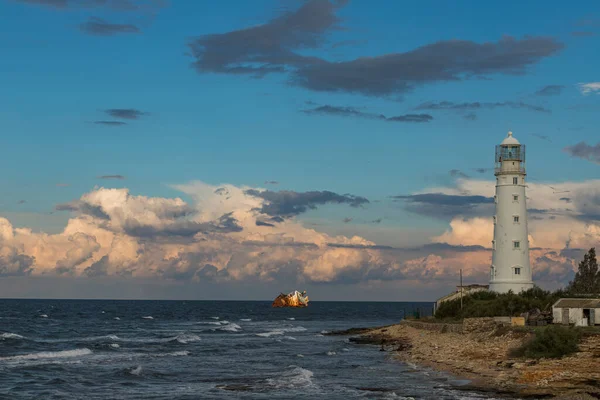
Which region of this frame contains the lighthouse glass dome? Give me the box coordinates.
[495,143,525,175]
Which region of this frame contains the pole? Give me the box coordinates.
[460,269,463,310]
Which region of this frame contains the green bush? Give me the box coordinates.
[511,325,581,359]
[434,287,563,320]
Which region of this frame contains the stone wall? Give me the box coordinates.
[402,317,515,334]
[400,319,463,334]
[462,317,506,333]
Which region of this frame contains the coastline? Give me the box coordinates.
[329,321,600,399]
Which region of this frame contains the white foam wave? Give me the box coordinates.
[220,320,229,324]
[326,351,336,356]
[0,348,92,362]
[320,330,330,334]
[1,333,24,340]
[266,366,314,389]
[175,334,201,344]
[114,317,121,320]
[210,316,219,320]
[153,350,190,357]
[128,365,143,376]
[282,336,297,341]
[109,343,120,349]
[39,314,48,318]
[141,316,154,319]
[296,354,304,358]
[256,326,306,338]
[240,318,252,322]
[287,317,295,320]
[196,321,221,325]
[218,323,242,332]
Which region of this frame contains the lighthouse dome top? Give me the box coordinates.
[501,131,520,146]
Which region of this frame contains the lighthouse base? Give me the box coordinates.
[489,280,534,294]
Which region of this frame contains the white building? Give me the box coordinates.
[552,298,600,326]
[489,132,534,293]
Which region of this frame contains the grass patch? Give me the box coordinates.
[510,325,581,359]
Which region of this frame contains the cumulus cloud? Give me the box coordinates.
[187,0,563,97]
[3,175,598,289]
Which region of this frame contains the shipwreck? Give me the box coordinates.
[272,290,309,308]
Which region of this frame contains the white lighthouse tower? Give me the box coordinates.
[489,131,534,293]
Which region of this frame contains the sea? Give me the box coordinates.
[0,299,510,399]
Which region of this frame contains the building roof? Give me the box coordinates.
[553,298,600,308]
[500,131,520,146]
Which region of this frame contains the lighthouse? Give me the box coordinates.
[489,131,534,293]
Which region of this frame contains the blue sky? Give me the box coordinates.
[0,0,599,299]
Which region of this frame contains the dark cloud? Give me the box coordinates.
[15,0,166,12]
[571,31,597,37]
[472,167,493,174]
[302,104,433,123]
[124,213,243,238]
[17,200,26,204]
[264,181,279,185]
[463,113,477,121]
[292,36,563,97]
[532,133,552,142]
[84,255,109,277]
[449,169,469,179]
[414,101,551,114]
[559,197,572,203]
[94,121,127,126]
[55,201,111,220]
[534,85,565,96]
[80,17,140,36]
[392,193,494,218]
[188,0,345,76]
[343,217,352,223]
[245,189,369,217]
[371,218,382,224]
[563,141,600,164]
[0,253,35,277]
[256,220,275,227]
[187,0,562,97]
[105,108,148,120]
[98,175,126,180]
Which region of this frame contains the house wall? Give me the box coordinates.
[553,307,585,325]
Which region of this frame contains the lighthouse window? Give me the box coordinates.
[513,241,521,249]
[513,177,518,185]
[515,267,521,275]
[513,195,519,202]
[513,216,519,223]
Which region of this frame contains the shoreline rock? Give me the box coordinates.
[336,321,600,399]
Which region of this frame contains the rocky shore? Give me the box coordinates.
[328,320,600,399]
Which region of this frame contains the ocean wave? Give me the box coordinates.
[287,317,295,321]
[326,351,336,356]
[127,365,143,376]
[0,333,25,340]
[109,343,120,349]
[256,326,307,338]
[218,323,242,332]
[266,366,314,389]
[240,318,252,322]
[152,350,190,357]
[39,314,48,318]
[196,321,222,325]
[141,316,154,320]
[0,348,92,362]
[175,334,201,344]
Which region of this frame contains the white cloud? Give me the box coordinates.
[577,82,600,95]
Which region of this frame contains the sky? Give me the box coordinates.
[0,0,599,301]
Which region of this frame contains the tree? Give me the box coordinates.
[568,248,600,294]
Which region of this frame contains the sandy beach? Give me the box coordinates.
[337,321,600,399]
